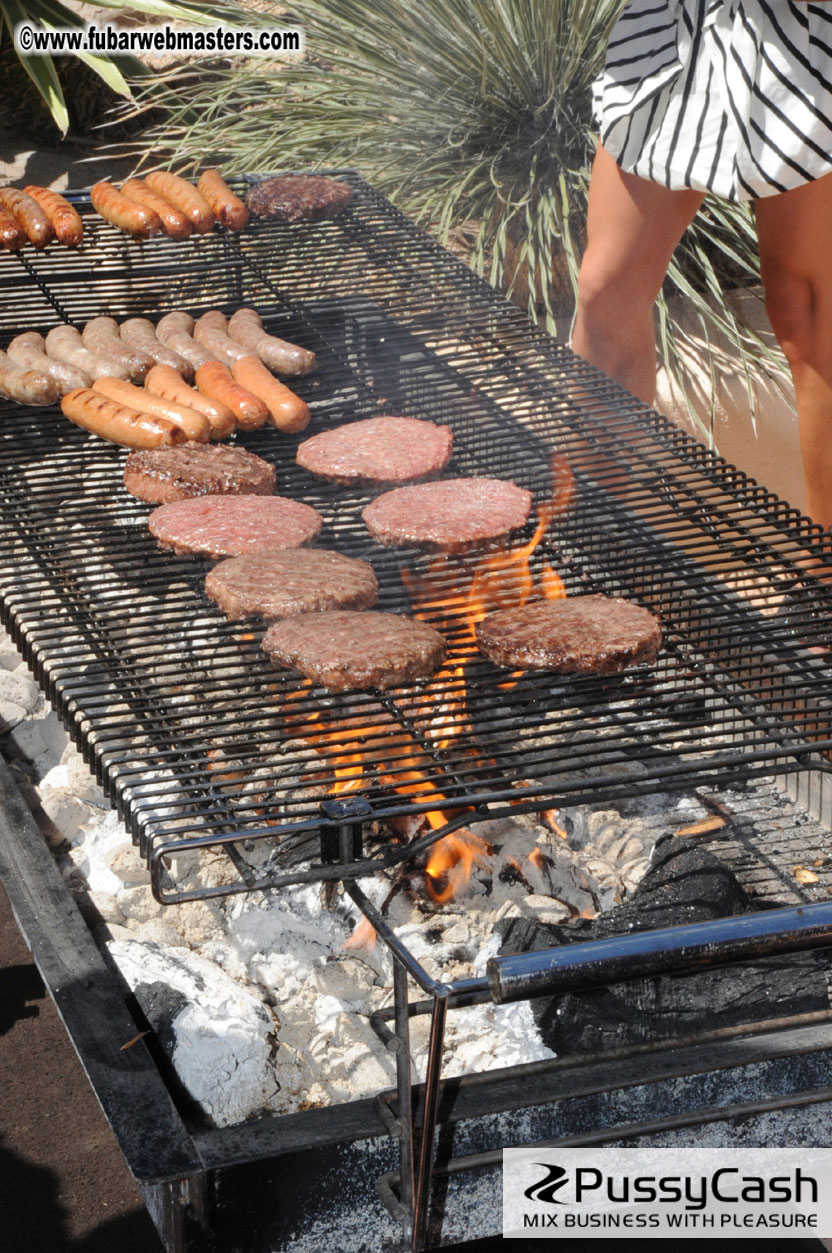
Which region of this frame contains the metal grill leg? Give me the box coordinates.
[412,991,448,1251]
[393,960,415,1242]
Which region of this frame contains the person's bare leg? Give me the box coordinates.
[572,144,704,403]
[756,172,832,533]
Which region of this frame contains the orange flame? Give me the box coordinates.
[342,917,378,951]
[424,828,492,904]
[285,454,574,903]
[539,812,568,839]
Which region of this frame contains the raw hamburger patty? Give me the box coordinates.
[476,595,662,675]
[245,175,352,222]
[296,415,453,485]
[148,494,323,558]
[262,610,445,691]
[124,442,276,505]
[205,549,379,621]
[362,477,533,552]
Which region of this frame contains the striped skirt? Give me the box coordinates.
[594,0,832,199]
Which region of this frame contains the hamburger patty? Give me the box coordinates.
[245,175,352,222]
[476,595,662,675]
[296,415,453,485]
[124,442,276,505]
[148,494,323,559]
[205,549,379,621]
[262,610,445,691]
[362,477,533,552]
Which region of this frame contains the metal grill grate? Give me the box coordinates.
[0,172,830,902]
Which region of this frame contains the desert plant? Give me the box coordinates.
[0,0,240,135]
[131,0,791,435]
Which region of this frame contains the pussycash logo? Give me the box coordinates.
[520,1162,819,1210]
[524,1165,570,1205]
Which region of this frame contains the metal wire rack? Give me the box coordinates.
[0,172,830,906]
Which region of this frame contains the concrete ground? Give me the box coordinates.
[0,873,162,1252]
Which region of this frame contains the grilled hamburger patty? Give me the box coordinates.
[262,610,445,691]
[296,415,453,485]
[362,477,533,551]
[476,595,662,675]
[148,494,323,559]
[124,442,276,504]
[245,175,352,222]
[206,550,379,621]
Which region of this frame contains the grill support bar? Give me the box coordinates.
[349,876,832,1250]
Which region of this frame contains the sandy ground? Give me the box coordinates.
[0,876,162,1252]
[0,134,132,187]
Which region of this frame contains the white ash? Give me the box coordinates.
[6,616,804,1132]
[108,938,279,1128]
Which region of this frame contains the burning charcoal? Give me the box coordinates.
[497,836,830,1055]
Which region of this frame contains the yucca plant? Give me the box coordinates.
[0,0,240,135]
[130,0,791,437]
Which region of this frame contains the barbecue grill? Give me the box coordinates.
[2,172,832,1251]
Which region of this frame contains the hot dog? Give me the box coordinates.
[45,324,130,382]
[119,318,195,381]
[61,388,185,448]
[0,187,54,248]
[90,181,162,239]
[156,310,195,339]
[194,310,251,365]
[230,354,310,433]
[91,377,211,442]
[120,179,193,241]
[0,349,60,405]
[227,307,316,377]
[195,361,269,430]
[144,364,236,440]
[196,170,249,231]
[144,172,215,235]
[82,317,155,383]
[23,186,84,247]
[0,209,25,251]
[7,332,91,392]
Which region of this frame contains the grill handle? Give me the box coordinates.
[486,901,832,1004]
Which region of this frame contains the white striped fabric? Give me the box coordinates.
[594,0,832,199]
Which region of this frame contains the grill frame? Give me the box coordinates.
[0,172,831,904]
[2,174,832,1252]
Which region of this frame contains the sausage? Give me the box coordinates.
[120,179,193,241]
[159,330,217,372]
[195,360,269,430]
[193,310,251,365]
[7,332,91,392]
[230,355,310,433]
[196,170,249,231]
[144,172,215,235]
[91,377,211,442]
[144,364,236,440]
[227,307,316,377]
[0,349,60,405]
[119,318,195,381]
[61,388,185,449]
[23,185,84,247]
[90,181,162,239]
[45,324,130,382]
[0,187,54,248]
[82,317,155,382]
[156,310,194,339]
[0,209,25,251]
